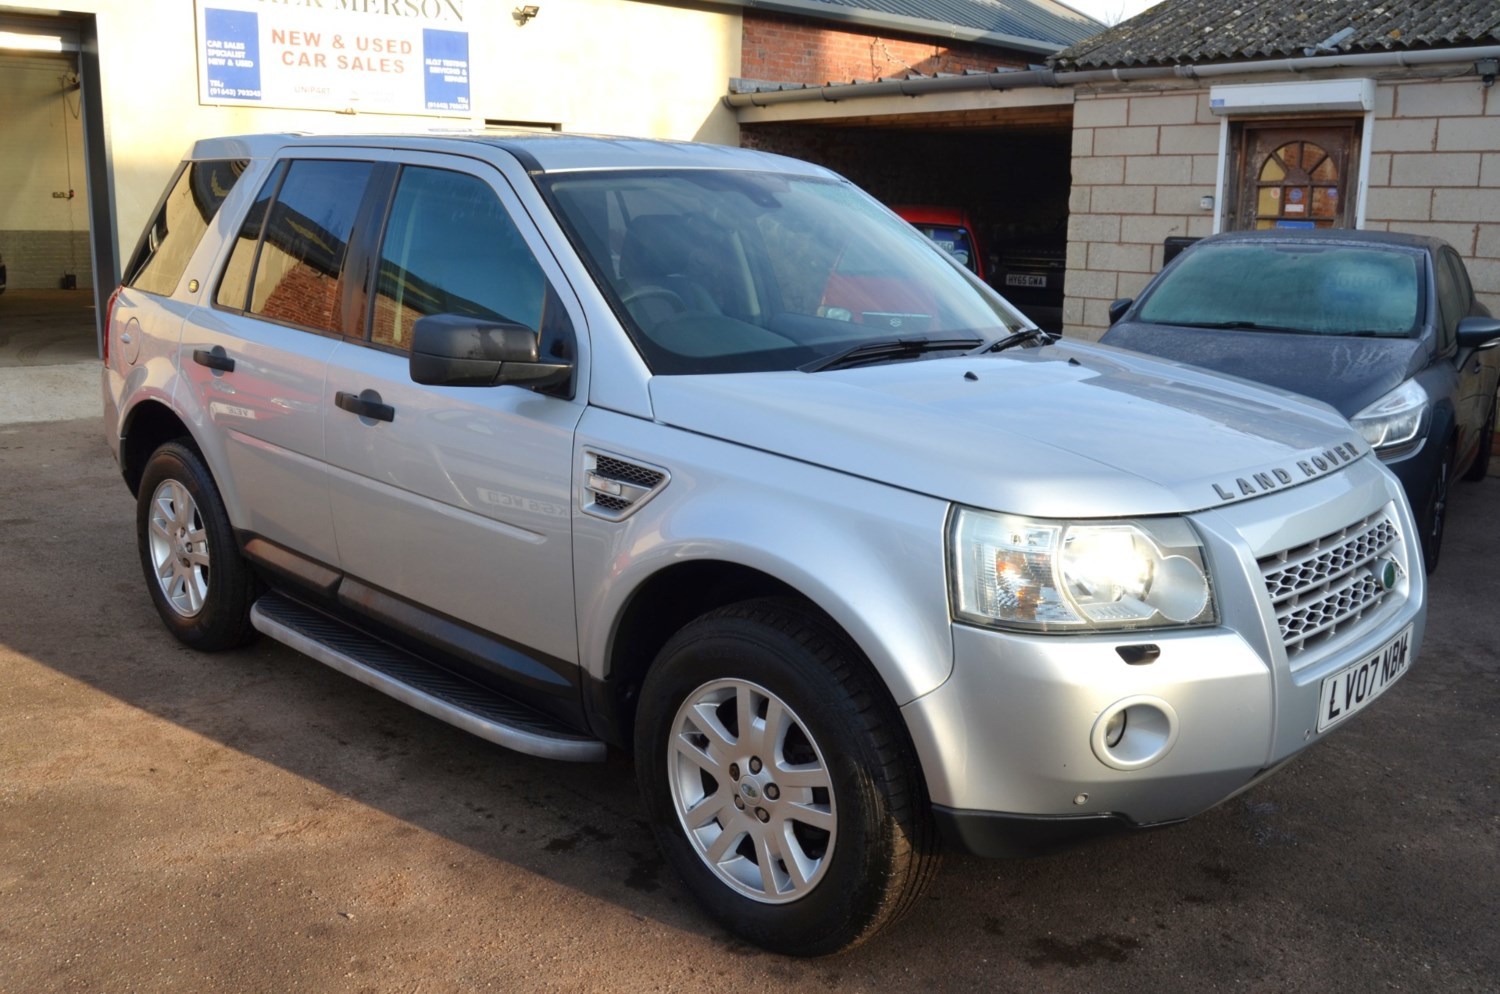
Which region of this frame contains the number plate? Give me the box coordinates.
[1005,273,1047,288]
[1316,625,1411,732]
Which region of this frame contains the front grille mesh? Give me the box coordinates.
[1258,511,1401,660]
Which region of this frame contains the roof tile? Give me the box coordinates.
[1052,0,1500,69]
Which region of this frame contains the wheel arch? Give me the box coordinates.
[120,398,196,495]
[590,560,804,748]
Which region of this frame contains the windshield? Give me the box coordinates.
[542,169,1023,374]
[1137,242,1424,337]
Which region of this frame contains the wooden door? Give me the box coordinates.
[1234,123,1358,231]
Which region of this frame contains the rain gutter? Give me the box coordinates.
[723,44,1500,109]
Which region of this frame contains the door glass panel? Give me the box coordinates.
[216,161,286,312]
[248,159,373,334]
[1312,156,1338,182]
[1259,157,1286,182]
[1258,188,1281,215]
[371,166,547,350]
[129,159,248,296]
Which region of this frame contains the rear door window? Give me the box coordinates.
[214,159,375,336]
[127,159,247,296]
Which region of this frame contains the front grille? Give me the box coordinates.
[1258,511,1402,661]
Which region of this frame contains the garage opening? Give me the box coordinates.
[1,12,110,363]
[741,114,1072,333]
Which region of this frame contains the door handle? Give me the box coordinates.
[335,390,395,423]
[192,347,235,373]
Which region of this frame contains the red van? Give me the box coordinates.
[893,205,985,282]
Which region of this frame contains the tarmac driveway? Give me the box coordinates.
[1,415,1497,993]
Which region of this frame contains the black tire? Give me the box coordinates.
[1419,440,1453,574]
[634,598,939,956]
[136,441,259,651]
[1461,397,1495,482]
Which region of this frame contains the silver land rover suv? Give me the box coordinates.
[104,133,1425,955]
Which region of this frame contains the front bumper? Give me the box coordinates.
[902,461,1426,854]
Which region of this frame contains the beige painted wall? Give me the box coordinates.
[1,0,741,275]
[1064,74,1500,341]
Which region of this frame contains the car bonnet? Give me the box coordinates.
[1101,322,1427,418]
[646,341,1371,518]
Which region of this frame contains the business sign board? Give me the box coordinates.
[196,0,471,117]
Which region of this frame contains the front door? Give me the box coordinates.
[1233,122,1359,231]
[322,151,587,674]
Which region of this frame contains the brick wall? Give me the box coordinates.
[1064,87,1219,337]
[1362,78,1500,318]
[741,12,1025,86]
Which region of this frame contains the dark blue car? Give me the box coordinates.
[1101,229,1500,572]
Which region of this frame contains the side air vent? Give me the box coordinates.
[582,450,669,521]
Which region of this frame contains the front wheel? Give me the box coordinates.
[635,599,938,955]
[136,441,259,650]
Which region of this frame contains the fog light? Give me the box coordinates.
[1091,697,1179,771]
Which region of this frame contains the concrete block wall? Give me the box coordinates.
[1064,76,1500,340]
[2,231,95,290]
[741,12,1025,87]
[1064,87,1219,338]
[1362,77,1500,317]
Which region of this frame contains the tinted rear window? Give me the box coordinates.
[1138,242,1423,338]
[127,159,247,296]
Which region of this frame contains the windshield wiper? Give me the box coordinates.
[800,336,982,373]
[971,326,1055,355]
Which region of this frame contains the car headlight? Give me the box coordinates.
[949,509,1216,633]
[1351,379,1428,455]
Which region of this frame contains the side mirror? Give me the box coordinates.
[409,313,572,388]
[1108,298,1134,326]
[1456,315,1500,351]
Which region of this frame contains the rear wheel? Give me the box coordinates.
[635,599,938,955]
[1461,397,1495,481]
[136,441,259,650]
[1419,440,1453,574]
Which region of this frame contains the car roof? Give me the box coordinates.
[1192,227,1446,256]
[184,131,837,179]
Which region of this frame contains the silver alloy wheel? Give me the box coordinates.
[146,478,210,617]
[668,678,837,904]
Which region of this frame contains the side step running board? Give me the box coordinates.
[250,593,607,762]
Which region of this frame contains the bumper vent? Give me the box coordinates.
[1258,510,1402,662]
[582,451,668,521]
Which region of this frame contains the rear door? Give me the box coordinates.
[322,150,588,672]
[181,154,380,564]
